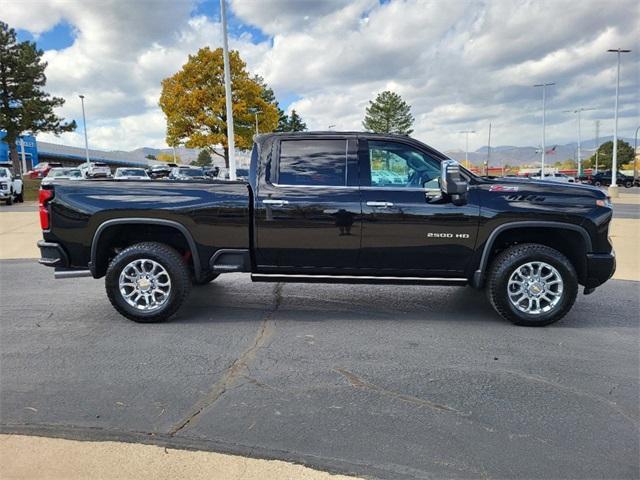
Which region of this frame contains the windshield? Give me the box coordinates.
[179,168,204,177]
[0,168,8,177]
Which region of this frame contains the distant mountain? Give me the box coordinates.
[445,136,635,167]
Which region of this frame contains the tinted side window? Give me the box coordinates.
[278,139,347,186]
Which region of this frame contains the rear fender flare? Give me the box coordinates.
[90,218,202,280]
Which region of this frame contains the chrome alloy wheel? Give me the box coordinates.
[118,259,171,311]
[507,261,563,315]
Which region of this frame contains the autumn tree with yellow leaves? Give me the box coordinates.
[159,47,279,167]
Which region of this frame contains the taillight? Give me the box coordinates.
[39,188,54,230]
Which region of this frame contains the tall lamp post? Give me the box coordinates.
[220,0,236,180]
[607,48,631,197]
[250,108,262,135]
[564,107,596,177]
[534,82,555,178]
[460,130,475,169]
[485,122,492,176]
[594,120,600,174]
[634,125,639,181]
[79,95,90,163]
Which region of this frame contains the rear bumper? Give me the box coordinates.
[38,241,92,278]
[584,252,616,288]
[38,241,69,267]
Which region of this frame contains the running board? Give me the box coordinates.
[251,273,467,286]
[54,269,92,279]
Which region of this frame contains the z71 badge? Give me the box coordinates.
[489,185,520,192]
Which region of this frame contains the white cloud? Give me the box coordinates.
[2,0,639,153]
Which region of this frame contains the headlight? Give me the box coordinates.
[596,197,612,208]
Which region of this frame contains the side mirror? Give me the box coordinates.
[440,160,468,206]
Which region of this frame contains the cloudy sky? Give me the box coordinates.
[3,0,638,153]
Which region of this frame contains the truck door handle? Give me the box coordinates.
[366,201,394,208]
[263,199,289,206]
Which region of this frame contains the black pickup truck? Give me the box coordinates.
[38,132,615,326]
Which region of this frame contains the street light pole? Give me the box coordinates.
[634,125,639,180]
[534,83,554,178]
[79,95,90,163]
[607,48,631,196]
[220,0,236,180]
[486,122,492,176]
[594,120,600,174]
[251,109,262,135]
[460,130,475,169]
[564,107,595,177]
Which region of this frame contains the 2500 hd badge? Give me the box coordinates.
[37,132,615,327]
[427,232,471,239]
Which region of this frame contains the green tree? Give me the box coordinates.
[588,140,634,171]
[362,90,414,135]
[0,21,76,174]
[287,109,307,132]
[253,74,288,132]
[194,149,212,166]
[160,50,279,168]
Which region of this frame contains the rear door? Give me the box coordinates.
[358,138,480,276]
[254,136,361,272]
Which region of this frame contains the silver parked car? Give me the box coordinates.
[114,168,151,180]
[79,161,112,178]
[169,166,207,180]
[41,168,83,186]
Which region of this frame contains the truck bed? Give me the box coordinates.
[42,179,251,277]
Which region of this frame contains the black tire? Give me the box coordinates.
[623,181,632,188]
[594,181,602,187]
[5,191,13,206]
[192,271,219,285]
[105,242,191,323]
[486,243,578,326]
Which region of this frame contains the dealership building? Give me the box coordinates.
[0,131,151,170]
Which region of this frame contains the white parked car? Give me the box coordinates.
[114,167,151,180]
[41,168,83,186]
[0,167,24,205]
[79,161,111,178]
[530,172,576,183]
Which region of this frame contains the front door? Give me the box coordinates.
[254,136,361,272]
[358,139,479,277]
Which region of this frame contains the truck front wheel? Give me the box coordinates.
[486,244,578,326]
[105,242,191,323]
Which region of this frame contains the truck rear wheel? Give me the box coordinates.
[105,242,191,323]
[486,243,578,326]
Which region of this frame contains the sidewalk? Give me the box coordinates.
[612,192,640,205]
[0,435,358,480]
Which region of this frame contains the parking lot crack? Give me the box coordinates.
[168,283,281,436]
[334,368,468,416]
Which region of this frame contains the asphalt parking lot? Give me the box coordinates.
[1,259,638,479]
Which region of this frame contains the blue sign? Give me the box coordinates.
[0,131,39,169]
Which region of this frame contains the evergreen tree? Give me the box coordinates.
[194,149,212,166]
[0,21,76,173]
[362,91,414,135]
[287,110,307,132]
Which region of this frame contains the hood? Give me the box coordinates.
[481,177,607,200]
